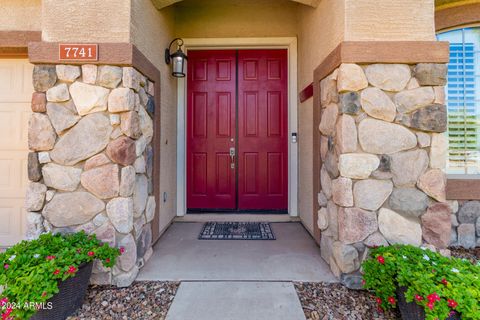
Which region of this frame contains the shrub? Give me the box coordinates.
[0,232,120,319]
[362,245,480,320]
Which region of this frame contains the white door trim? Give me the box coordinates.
[176,37,298,216]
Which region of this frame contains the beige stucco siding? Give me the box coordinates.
[131,0,178,235]
[0,0,41,31]
[41,0,131,42]
[174,0,298,38]
[345,0,436,41]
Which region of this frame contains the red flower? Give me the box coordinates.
[427,292,440,302]
[441,278,448,286]
[387,297,396,305]
[361,279,366,286]
[0,297,8,306]
[67,266,77,274]
[2,307,13,320]
[427,301,435,310]
[87,251,95,257]
[42,291,47,298]
[415,294,424,302]
[46,255,56,261]
[53,269,60,275]
[105,258,111,263]
[375,297,382,304]
[447,299,458,309]
[3,264,8,270]
[119,247,125,254]
[377,255,385,265]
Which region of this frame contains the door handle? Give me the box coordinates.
[229,147,235,169]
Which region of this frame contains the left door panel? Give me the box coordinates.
[187,50,237,210]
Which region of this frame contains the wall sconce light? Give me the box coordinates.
[165,38,187,78]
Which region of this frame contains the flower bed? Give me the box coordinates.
[362,245,480,320]
[0,232,119,319]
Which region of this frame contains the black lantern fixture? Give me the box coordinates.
[165,38,187,78]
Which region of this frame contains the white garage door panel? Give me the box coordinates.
[0,59,33,247]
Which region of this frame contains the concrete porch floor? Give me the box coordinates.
[137,222,337,282]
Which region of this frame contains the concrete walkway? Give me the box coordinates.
[166,281,306,320]
[138,222,336,282]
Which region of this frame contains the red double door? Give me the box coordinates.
[187,49,288,211]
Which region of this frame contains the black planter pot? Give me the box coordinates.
[396,286,461,320]
[30,262,93,320]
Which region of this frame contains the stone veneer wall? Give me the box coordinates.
[317,63,452,283]
[450,200,480,248]
[25,64,156,287]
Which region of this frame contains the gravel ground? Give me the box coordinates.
[67,281,179,320]
[294,282,400,320]
[450,246,480,264]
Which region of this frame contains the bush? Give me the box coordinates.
[362,245,480,320]
[0,232,120,319]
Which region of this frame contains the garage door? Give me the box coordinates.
[0,59,33,247]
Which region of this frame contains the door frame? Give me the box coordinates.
[176,37,298,216]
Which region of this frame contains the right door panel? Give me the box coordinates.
[237,50,288,210]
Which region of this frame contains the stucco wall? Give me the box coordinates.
[131,0,177,235]
[345,0,436,41]
[41,0,131,42]
[297,0,346,234]
[173,0,298,38]
[0,0,41,31]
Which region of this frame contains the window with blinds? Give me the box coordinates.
[437,28,480,175]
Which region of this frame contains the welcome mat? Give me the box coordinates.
[198,222,275,240]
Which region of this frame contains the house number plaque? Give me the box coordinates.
[59,44,98,61]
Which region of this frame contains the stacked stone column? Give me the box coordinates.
[25,64,156,286]
[317,63,451,282]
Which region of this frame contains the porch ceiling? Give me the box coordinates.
[151,0,321,10]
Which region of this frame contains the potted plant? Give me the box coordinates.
[362,244,480,320]
[0,231,120,320]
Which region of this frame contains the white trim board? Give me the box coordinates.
[176,37,298,217]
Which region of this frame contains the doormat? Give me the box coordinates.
[198,222,275,240]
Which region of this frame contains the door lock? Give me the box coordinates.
[229,147,235,169]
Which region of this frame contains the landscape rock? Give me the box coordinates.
[135,136,148,157]
[113,265,139,287]
[335,115,357,153]
[457,224,476,249]
[42,163,82,191]
[120,166,136,197]
[320,235,335,263]
[417,169,446,202]
[56,65,80,82]
[358,118,417,154]
[28,152,42,182]
[430,133,448,169]
[332,242,359,274]
[318,192,328,207]
[46,83,70,102]
[421,203,451,249]
[338,207,377,244]
[390,149,429,186]
[93,221,116,247]
[378,208,422,246]
[81,164,120,199]
[108,88,135,113]
[84,153,111,170]
[28,113,56,151]
[50,113,112,165]
[457,201,480,224]
[134,156,146,173]
[96,66,123,88]
[317,208,329,230]
[320,166,332,199]
[38,152,51,164]
[133,174,148,217]
[46,100,80,133]
[414,63,447,86]
[331,177,353,207]
[69,81,109,115]
[120,111,141,139]
[117,233,137,272]
[364,232,389,247]
[123,67,144,92]
[43,192,105,227]
[106,136,137,166]
[406,77,420,90]
[25,182,47,211]
[25,211,44,240]
[320,70,338,105]
[353,179,392,211]
[324,150,340,178]
[338,153,379,179]
[32,65,57,92]
[137,224,152,259]
[106,197,134,234]
[323,201,339,239]
[338,92,361,115]
[319,103,338,135]
[138,107,153,142]
[416,132,431,147]
[407,104,447,133]
[145,196,156,223]
[434,86,445,104]
[389,188,429,218]
[360,87,396,121]
[394,87,435,113]
[364,64,411,92]
[337,64,368,92]
[81,65,97,84]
